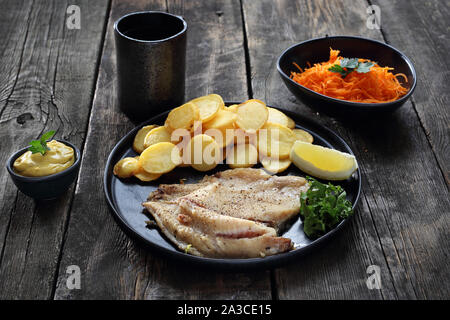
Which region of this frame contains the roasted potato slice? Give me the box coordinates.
[226,143,258,169]
[186,134,221,172]
[134,170,161,182]
[143,126,171,149]
[203,109,237,131]
[204,128,235,149]
[235,99,269,133]
[170,128,192,145]
[293,128,314,143]
[172,130,193,167]
[260,156,291,174]
[133,158,161,182]
[139,142,181,174]
[227,104,239,113]
[165,102,199,132]
[190,94,224,122]
[267,107,289,127]
[133,125,158,153]
[257,122,296,159]
[234,128,257,146]
[286,116,295,129]
[113,157,140,178]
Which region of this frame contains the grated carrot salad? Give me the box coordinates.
[290,48,409,103]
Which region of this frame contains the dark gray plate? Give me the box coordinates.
[104,103,361,270]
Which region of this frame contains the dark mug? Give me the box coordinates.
[114,11,187,120]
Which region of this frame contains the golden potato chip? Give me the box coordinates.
[113,157,139,178]
[186,134,221,172]
[143,126,171,149]
[204,128,235,149]
[165,102,199,132]
[293,129,314,143]
[134,170,161,182]
[203,109,236,131]
[133,125,158,153]
[267,107,289,127]
[286,116,295,129]
[260,156,291,173]
[226,143,258,169]
[235,99,268,133]
[139,142,181,174]
[190,94,224,122]
[258,122,296,159]
[227,104,239,113]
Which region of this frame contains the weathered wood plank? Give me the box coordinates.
[368,0,450,298]
[54,0,271,300]
[0,0,110,299]
[242,0,450,299]
[370,0,449,185]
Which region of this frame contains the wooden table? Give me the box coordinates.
[0,0,448,300]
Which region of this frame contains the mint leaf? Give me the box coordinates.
[40,130,55,142]
[39,130,55,152]
[328,64,349,78]
[340,58,359,69]
[328,58,375,78]
[27,130,56,155]
[299,177,354,239]
[356,61,374,73]
[28,140,46,155]
[328,64,345,73]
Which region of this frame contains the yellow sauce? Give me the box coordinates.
[13,140,75,177]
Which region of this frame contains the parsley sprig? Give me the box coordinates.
[328,58,374,78]
[300,177,353,238]
[28,130,56,155]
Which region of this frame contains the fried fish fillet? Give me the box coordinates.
[148,168,308,229]
[143,199,292,258]
[143,168,308,258]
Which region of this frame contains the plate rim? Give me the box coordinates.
[103,102,362,270]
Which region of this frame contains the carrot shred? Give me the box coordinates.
[290,48,409,103]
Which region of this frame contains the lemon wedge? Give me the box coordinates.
[290,141,358,180]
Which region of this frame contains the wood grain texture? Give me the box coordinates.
[242,0,449,299]
[53,0,271,300]
[0,0,109,299]
[370,0,449,185]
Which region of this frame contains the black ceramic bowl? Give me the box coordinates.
[6,140,81,200]
[277,36,417,116]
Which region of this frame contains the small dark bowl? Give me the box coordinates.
[6,140,81,200]
[277,36,417,116]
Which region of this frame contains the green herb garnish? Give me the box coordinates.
[328,58,374,78]
[185,244,192,254]
[28,130,56,155]
[300,177,353,238]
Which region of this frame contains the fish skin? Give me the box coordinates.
[143,168,308,258]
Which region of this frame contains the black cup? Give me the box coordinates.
[114,11,187,120]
